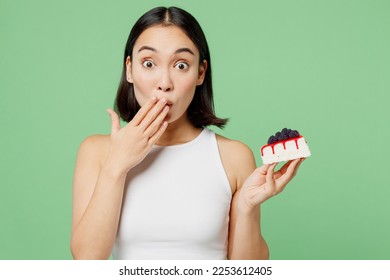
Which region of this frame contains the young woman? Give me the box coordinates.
[70,6,304,260]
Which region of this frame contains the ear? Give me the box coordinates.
[196,59,208,86]
[125,56,133,83]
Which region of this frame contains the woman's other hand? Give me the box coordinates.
[237,158,305,212]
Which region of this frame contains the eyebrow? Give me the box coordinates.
[138,46,157,53]
[174,48,195,56]
[138,46,195,56]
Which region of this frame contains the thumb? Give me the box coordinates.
[106,108,121,134]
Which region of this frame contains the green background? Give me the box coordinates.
[1,0,389,259]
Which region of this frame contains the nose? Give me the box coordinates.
[157,69,173,92]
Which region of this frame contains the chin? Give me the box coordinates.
[165,112,187,125]
[165,115,177,124]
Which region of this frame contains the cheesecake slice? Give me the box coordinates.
[260,128,311,164]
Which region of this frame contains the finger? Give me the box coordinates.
[148,121,168,145]
[138,98,168,131]
[144,105,170,136]
[131,96,158,126]
[276,158,301,187]
[106,109,121,134]
[274,160,293,180]
[257,164,271,175]
[274,157,305,180]
[292,158,305,177]
[288,158,301,175]
[245,164,271,187]
[265,163,277,194]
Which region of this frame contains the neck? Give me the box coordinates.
[156,115,202,146]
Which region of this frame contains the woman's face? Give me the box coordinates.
[127,25,207,124]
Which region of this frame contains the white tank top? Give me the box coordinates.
[112,128,232,259]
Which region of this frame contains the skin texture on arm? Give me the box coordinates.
[218,135,304,259]
[229,194,270,259]
[228,158,304,259]
[71,97,170,259]
[70,135,126,259]
[229,152,270,259]
[217,137,269,259]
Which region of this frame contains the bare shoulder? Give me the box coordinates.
[216,134,256,193]
[77,134,110,166]
[216,134,254,157]
[79,134,110,151]
[72,134,110,232]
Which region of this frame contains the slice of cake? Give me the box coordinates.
[260,128,311,164]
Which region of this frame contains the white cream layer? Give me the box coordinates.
[261,137,311,164]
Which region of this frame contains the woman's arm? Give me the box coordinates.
[70,135,127,259]
[71,97,170,259]
[229,199,269,259]
[225,142,269,259]
[224,140,304,259]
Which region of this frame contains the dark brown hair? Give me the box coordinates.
[114,6,228,128]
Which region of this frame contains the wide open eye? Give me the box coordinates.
[175,62,189,71]
[142,60,155,68]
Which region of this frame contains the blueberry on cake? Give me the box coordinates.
[260,128,311,164]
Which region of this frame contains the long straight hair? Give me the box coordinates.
[114,6,228,128]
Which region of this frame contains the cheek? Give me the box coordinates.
[180,76,198,100]
[132,70,155,106]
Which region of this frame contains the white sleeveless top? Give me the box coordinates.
[112,128,232,259]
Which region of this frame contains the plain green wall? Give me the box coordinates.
[1,0,389,259]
